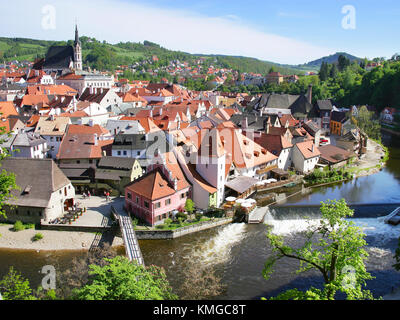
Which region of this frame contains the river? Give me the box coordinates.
[1,131,400,299]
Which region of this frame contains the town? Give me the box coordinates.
[0,21,399,303]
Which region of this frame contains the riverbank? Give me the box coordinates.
[0,224,123,251]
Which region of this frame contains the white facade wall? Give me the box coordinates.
[292,145,320,173]
[278,147,293,171]
[44,183,76,222]
[196,154,226,207]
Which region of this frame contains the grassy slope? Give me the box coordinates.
[0,36,311,75]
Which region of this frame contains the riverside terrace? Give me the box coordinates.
[41,195,124,232]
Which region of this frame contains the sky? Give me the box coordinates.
[0,0,399,65]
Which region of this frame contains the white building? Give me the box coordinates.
[0,158,76,224]
[34,116,71,159]
[292,141,321,173]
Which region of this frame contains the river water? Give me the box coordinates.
[1,131,400,299]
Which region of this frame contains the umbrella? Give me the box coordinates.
[226,197,237,202]
[246,199,257,204]
[241,202,252,208]
[235,199,246,204]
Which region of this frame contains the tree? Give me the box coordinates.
[0,125,18,219]
[356,106,381,141]
[72,256,178,300]
[329,64,339,79]
[338,55,351,71]
[0,267,36,300]
[184,199,195,214]
[263,199,375,300]
[319,62,329,81]
[56,243,117,299]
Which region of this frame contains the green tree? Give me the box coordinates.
[338,55,351,71]
[356,106,381,141]
[184,199,195,214]
[0,267,36,300]
[263,199,375,300]
[319,62,329,81]
[72,256,178,300]
[0,126,18,219]
[329,64,339,79]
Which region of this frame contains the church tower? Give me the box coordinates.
[74,24,83,71]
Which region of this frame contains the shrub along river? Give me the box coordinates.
[0,131,399,299]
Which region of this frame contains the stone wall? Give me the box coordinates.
[135,218,233,240]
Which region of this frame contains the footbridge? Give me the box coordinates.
[111,206,145,266]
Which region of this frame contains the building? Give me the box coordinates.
[318,144,354,169]
[330,111,348,136]
[254,133,293,171]
[266,72,284,85]
[3,131,48,159]
[95,156,143,195]
[56,72,114,95]
[125,152,191,226]
[34,116,71,158]
[0,158,75,224]
[292,140,321,173]
[33,24,82,74]
[312,100,334,132]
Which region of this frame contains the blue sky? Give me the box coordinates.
[1,0,399,64]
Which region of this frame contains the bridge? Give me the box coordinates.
[111,206,145,266]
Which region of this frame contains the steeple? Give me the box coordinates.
[73,23,82,71]
[74,24,81,47]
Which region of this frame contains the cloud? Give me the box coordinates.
[0,0,332,65]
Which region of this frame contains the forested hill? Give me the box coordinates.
[0,36,309,75]
[299,52,362,69]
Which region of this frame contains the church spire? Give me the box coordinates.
[73,22,82,71]
[74,23,81,47]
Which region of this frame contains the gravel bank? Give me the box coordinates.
[0,225,123,251]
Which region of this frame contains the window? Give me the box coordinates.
[155,202,161,209]
[123,151,127,156]
[136,196,139,204]
[117,151,121,156]
[165,199,171,206]
[144,201,149,209]
[127,193,132,199]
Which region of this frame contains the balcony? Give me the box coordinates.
[256,164,278,175]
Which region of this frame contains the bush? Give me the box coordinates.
[195,213,203,222]
[33,233,43,241]
[13,221,24,232]
[175,212,187,222]
[164,218,173,225]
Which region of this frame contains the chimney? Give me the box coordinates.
[311,143,315,153]
[307,85,312,104]
[89,119,94,127]
[94,133,98,145]
[266,125,270,135]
